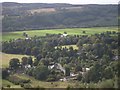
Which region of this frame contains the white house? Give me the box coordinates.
[61,34,68,37]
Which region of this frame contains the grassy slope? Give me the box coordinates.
[2,27,118,41]
[1,53,34,68]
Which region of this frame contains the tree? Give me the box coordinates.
[64,32,67,34]
[9,58,20,69]
[65,66,70,76]
[2,68,9,79]
[31,47,40,56]
[82,31,86,34]
[102,66,113,79]
[36,54,42,61]
[83,63,102,83]
[77,73,82,81]
[21,57,28,66]
[33,65,49,80]
[75,65,82,72]
[27,57,33,65]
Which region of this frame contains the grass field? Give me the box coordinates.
[1,52,34,68]
[2,27,118,41]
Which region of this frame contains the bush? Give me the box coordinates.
[6,85,11,88]
[23,84,32,89]
[20,83,24,87]
[46,75,57,82]
[77,73,82,81]
[99,79,114,88]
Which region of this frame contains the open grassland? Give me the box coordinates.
[1,52,34,68]
[2,27,118,41]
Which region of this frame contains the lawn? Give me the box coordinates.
[2,27,118,41]
[1,52,34,68]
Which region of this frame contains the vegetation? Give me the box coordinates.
[1,30,119,88]
[1,2,119,89]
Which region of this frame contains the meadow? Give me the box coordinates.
[2,27,118,41]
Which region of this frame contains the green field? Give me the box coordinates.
[2,27,118,41]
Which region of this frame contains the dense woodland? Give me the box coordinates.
[2,2,118,31]
[2,31,120,88]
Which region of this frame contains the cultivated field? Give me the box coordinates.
[2,27,118,41]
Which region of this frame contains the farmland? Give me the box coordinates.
[2,27,118,41]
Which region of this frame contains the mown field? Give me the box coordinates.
[2,27,118,41]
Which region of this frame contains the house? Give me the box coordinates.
[48,63,65,75]
[60,78,67,81]
[113,56,118,60]
[82,67,90,72]
[61,33,68,37]
[48,65,55,69]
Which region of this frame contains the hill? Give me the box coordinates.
[2,2,118,32]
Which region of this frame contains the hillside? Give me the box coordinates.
[2,2,118,32]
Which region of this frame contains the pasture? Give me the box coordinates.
[2,27,118,41]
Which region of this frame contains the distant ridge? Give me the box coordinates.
[2,2,118,32]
